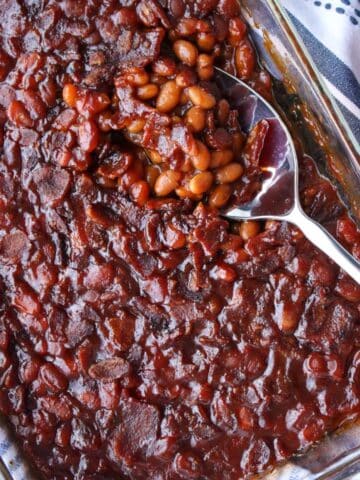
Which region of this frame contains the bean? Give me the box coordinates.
[217,99,230,125]
[147,149,162,164]
[216,162,243,183]
[180,89,190,105]
[78,120,99,153]
[204,296,222,317]
[125,68,149,86]
[91,92,111,112]
[258,70,272,96]
[209,184,232,208]
[189,171,213,194]
[337,217,359,244]
[136,0,163,26]
[239,220,261,241]
[75,91,111,117]
[197,54,214,80]
[130,180,150,206]
[173,39,198,67]
[7,100,33,127]
[23,90,46,120]
[146,165,160,188]
[217,0,240,18]
[114,7,138,26]
[336,277,360,302]
[40,363,68,393]
[118,162,144,190]
[20,68,39,88]
[185,106,206,132]
[180,157,192,172]
[39,78,57,107]
[57,149,72,167]
[234,248,250,263]
[327,355,345,380]
[210,149,234,168]
[156,80,182,113]
[196,19,211,33]
[154,170,181,196]
[137,83,159,100]
[188,85,216,109]
[62,83,78,108]
[238,406,254,431]
[177,18,198,36]
[235,39,255,80]
[212,262,237,282]
[198,66,214,81]
[53,109,77,131]
[0,52,10,82]
[127,118,146,133]
[192,140,210,170]
[175,68,197,88]
[20,359,41,384]
[169,0,185,17]
[277,306,299,333]
[305,353,327,376]
[164,224,186,249]
[152,57,177,76]
[232,131,245,156]
[197,32,216,51]
[175,186,199,199]
[18,51,44,73]
[228,17,247,46]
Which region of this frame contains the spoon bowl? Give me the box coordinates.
[215,67,360,283]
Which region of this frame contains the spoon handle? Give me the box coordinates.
[288,207,360,284]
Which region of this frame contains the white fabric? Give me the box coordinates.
[281,0,360,80]
[279,0,360,139]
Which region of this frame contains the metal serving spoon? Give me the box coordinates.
[215,67,360,283]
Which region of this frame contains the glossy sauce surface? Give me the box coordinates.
[0,1,360,479]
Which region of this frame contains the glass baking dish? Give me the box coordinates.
[0,0,359,479]
[239,0,360,220]
[241,2,360,479]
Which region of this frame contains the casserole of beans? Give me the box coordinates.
[0,0,360,479]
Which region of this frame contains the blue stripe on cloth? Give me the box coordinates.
[0,441,10,454]
[287,12,360,111]
[336,99,360,141]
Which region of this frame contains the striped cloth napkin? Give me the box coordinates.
[280,0,360,142]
